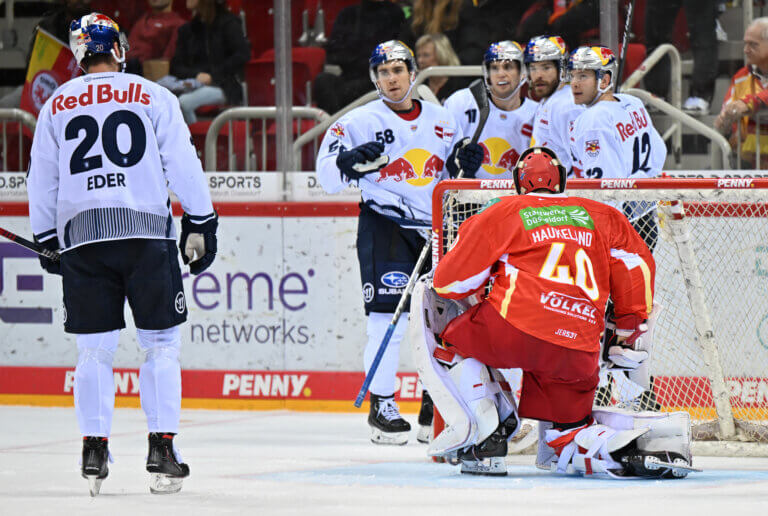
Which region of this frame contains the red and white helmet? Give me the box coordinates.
[512,147,567,194]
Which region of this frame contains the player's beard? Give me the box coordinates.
[532,77,558,99]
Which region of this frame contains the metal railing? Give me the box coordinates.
[0,108,36,172]
[625,88,731,169]
[291,65,483,168]
[203,106,326,177]
[621,44,683,168]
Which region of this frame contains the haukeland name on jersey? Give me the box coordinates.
[51,83,150,115]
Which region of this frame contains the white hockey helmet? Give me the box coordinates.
[482,40,527,101]
[568,46,618,104]
[523,35,569,83]
[369,40,418,103]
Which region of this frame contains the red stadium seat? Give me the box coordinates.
[189,120,250,172]
[0,124,32,172]
[245,59,313,106]
[245,3,304,58]
[258,47,326,80]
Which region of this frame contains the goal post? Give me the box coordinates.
[430,178,768,456]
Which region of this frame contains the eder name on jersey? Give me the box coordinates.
[28,71,213,250]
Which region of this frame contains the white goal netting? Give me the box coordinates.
[432,178,768,455]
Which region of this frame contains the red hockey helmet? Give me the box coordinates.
[512,147,567,194]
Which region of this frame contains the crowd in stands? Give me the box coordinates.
[3,0,768,171]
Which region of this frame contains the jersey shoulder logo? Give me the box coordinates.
[585,139,600,157]
[330,122,345,138]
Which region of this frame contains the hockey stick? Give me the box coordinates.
[616,0,636,92]
[354,79,490,407]
[0,226,60,261]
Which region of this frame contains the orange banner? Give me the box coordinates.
[20,28,80,117]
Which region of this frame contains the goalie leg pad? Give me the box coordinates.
[410,277,511,457]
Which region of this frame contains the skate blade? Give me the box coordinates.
[416,425,431,444]
[149,473,184,494]
[460,457,507,476]
[644,456,701,477]
[86,476,103,497]
[370,427,408,446]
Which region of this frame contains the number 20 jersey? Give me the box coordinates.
[28,72,214,251]
[433,193,655,353]
[569,93,666,180]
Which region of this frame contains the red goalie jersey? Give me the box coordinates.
[433,194,655,353]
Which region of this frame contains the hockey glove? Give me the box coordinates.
[336,141,388,181]
[179,212,218,275]
[35,237,61,275]
[446,137,484,178]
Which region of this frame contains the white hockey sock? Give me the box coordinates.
[137,326,182,433]
[74,330,120,437]
[363,312,408,396]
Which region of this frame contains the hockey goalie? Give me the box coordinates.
[408,147,697,479]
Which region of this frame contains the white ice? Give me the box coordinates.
[2,406,768,516]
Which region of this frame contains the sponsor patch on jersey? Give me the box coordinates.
[175,292,186,314]
[519,205,595,230]
[585,139,600,157]
[330,122,345,138]
[434,124,454,142]
[410,124,418,132]
[363,282,375,303]
[381,271,409,289]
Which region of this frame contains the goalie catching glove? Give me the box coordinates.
[179,212,218,275]
[336,141,389,181]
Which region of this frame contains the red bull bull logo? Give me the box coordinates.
[376,148,443,186]
[479,137,519,176]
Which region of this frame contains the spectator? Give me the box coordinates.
[313,0,405,114]
[170,0,250,123]
[452,0,533,65]
[126,0,187,77]
[515,1,553,44]
[644,0,718,114]
[715,17,768,168]
[0,0,93,108]
[548,0,599,51]
[414,33,466,102]
[398,0,462,49]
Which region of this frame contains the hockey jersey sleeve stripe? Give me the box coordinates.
[33,229,57,242]
[610,248,653,314]
[497,262,519,319]
[186,212,217,223]
[433,266,492,296]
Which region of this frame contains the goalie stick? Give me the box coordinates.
[616,0,636,92]
[354,79,490,407]
[0,226,60,261]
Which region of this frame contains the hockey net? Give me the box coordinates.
[432,178,768,456]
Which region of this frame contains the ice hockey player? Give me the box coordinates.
[443,41,537,179]
[525,35,584,175]
[568,46,667,410]
[27,13,217,496]
[316,40,482,445]
[408,147,696,479]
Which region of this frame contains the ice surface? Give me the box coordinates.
[2,406,768,515]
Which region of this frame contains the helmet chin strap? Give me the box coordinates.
[586,71,611,107]
[376,71,416,105]
[489,77,526,103]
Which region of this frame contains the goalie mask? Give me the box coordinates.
[483,41,527,101]
[512,147,567,195]
[568,46,618,106]
[369,40,418,104]
[524,35,569,84]
[69,13,129,70]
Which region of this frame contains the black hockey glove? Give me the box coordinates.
[446,138,484,179]
[336,141,388,181]
[179,212,218,275]
[35,237,61,275]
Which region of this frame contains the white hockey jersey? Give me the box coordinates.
[569,94,667,219]
[28,72,214,251]
[444,88,537,179]
[530,84,584,173]
[316,99,462,226]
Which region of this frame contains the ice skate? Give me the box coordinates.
[81,436,109,497]
[458,417,517,476]
[615,448,700,479]
[416,391,434,444]
[368,393,410,445]
[146,433,190,494]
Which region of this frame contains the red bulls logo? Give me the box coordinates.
[480,137,519,176]
[377,148,443,186]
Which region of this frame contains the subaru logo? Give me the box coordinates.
[381,271,409,288]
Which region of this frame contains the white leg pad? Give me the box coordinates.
[75,330,120,437]
[137,326,182,433]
